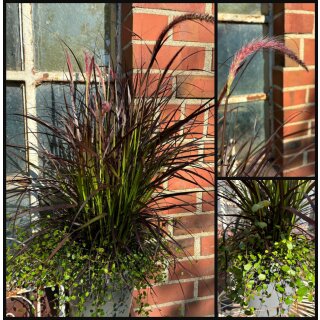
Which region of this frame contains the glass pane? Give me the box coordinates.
[6,84,26,175]
[6,192,31,239]
[36,83,73,155]
[217,23,268,95]
[218,100,269,155]
[33,3,112,71]
[218,3,264,15]
[6,3,22,70]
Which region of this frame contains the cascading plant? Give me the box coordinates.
[218,179,315,317]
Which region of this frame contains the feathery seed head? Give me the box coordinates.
[226,37,308,95]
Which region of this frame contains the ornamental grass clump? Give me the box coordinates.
[6,13,214,316]
[218,180,315,316]
[218,37,311,177]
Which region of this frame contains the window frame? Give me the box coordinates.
[6,3,119,180]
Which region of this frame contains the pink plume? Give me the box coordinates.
[95,64,107,101]
[66,50,74,81]
[110,68,116,80]
[229,37,308,80]
[84,51,94,82]
[101,102,111,116]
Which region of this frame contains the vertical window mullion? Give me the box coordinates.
[21,3,39,225]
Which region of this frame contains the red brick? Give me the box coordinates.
[285,3,315,11]
[203,143,214,163]
[169,258,214,280]
[275,38,301,67]
[133,3,206,13]
[132,282,194,305]
[160,104,181,129]
[176,76,214,98]
[284,163,315,177]
[283,122,309,139]
[168,167,214,190]
[173,20,214,43]
[185,298,214,316]
[284,89,307,106]
[133,44,205,70]
[275,105,315,123]
[198,277,214,297]
[153,193,197,215]
[283,136,314,154]
[307,150,315,163]
[133,14,168,41]
[179,147,200,160]
[133,73,172,97]
[202,191,214,212]
[283,70,315,87]
[184,104,205,138]
[285,14,314,34]
[173,214,214,236]
[274,88,306,107]
[304,39,315,65]
[200,235,214,256]
[174,237,195,258]
[283,153,304,169]
[285,38,301,67]
[308,88,315,103]
[147,304,184,317]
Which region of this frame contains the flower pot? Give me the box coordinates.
[248,282,293,317]
[69,285,133,317]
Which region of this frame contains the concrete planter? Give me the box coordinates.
[69,285,133,317]
[248,282,292,317]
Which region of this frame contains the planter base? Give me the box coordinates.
[248,282,292,317]
[69,287,133,317]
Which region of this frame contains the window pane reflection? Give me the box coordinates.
[33,3,112,71]
[6,84,26,175]
[6,3,22,70]
[218,23,268,96]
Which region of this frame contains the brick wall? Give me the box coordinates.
[273,3,315,177]
[122,3,214,317]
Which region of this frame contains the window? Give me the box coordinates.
[217,3,272,153]
[6,3,118,233]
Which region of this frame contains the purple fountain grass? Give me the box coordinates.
[219,36,310,176]
[226,37,308,95]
